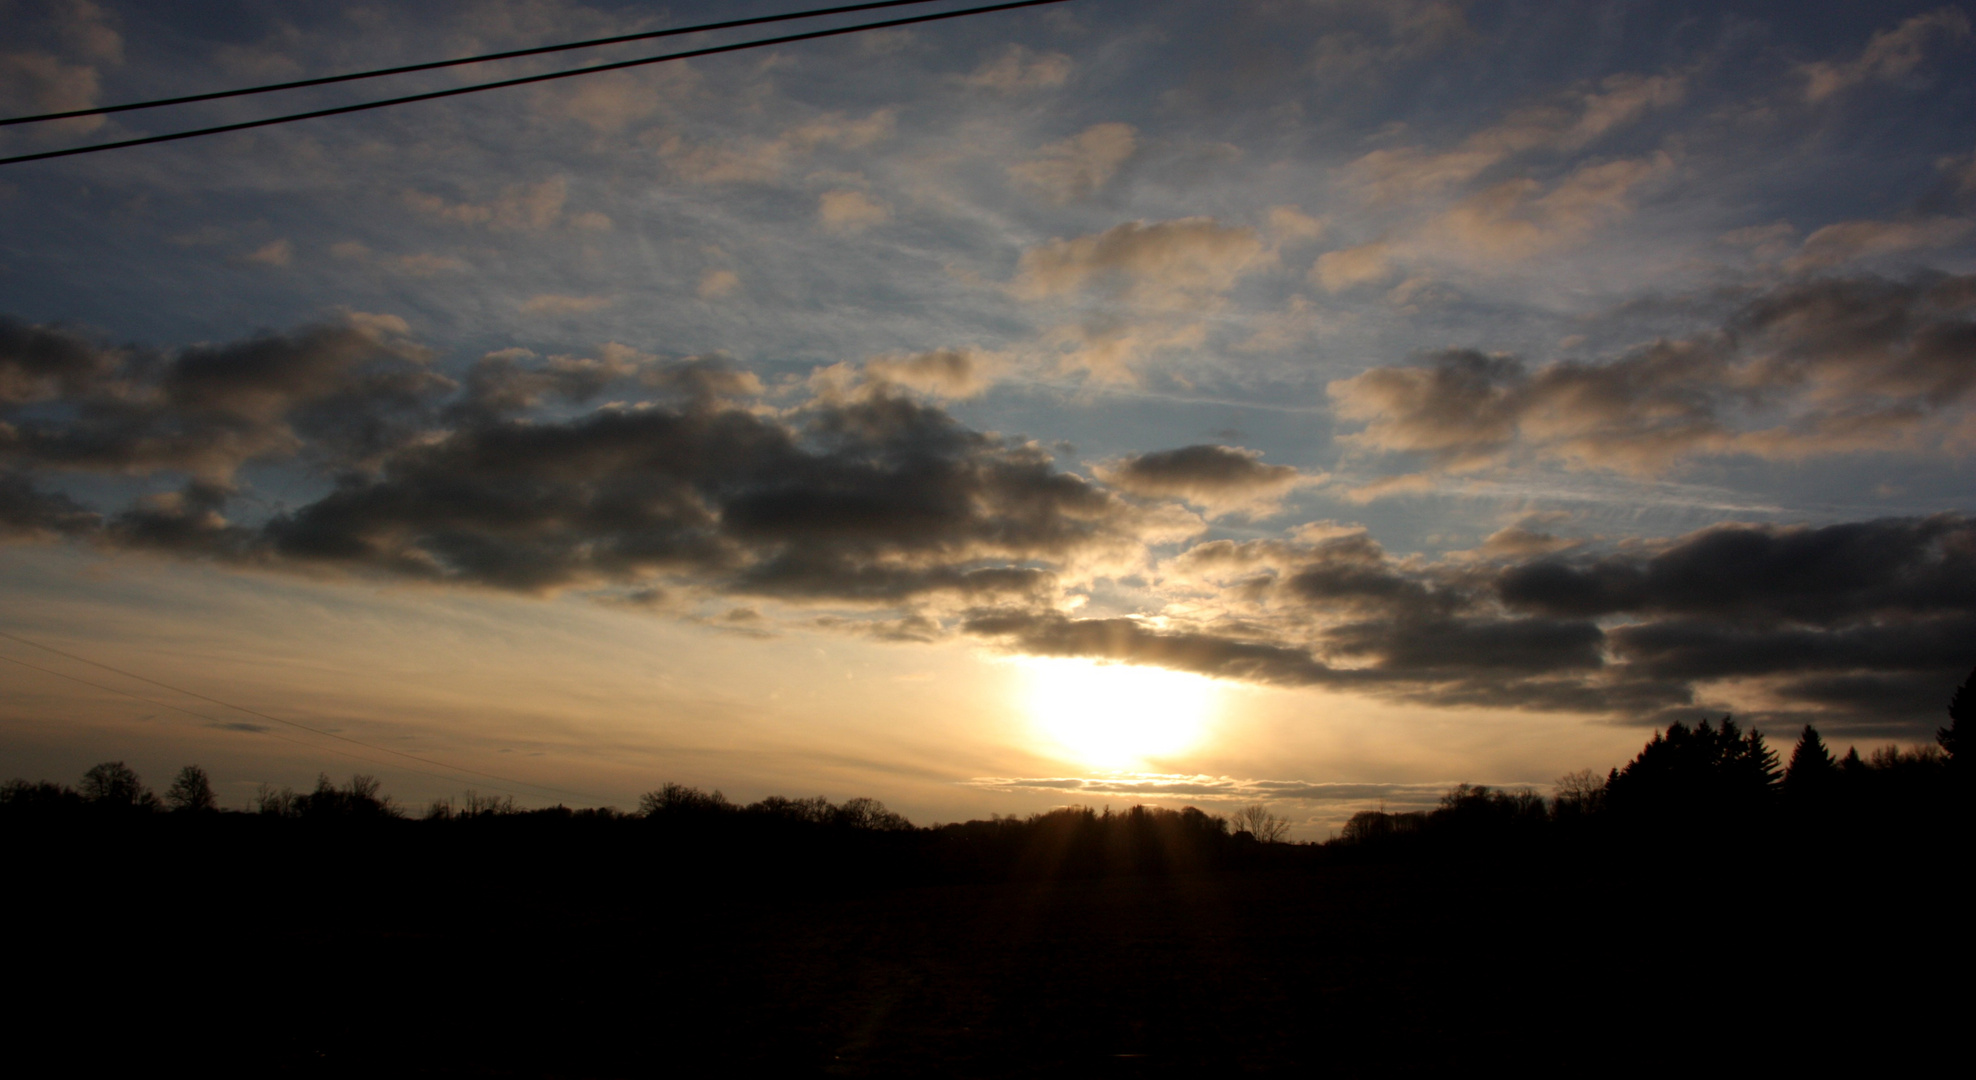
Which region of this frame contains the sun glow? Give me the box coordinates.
[1023,659,1220,769]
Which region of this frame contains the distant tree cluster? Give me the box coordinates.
[633,783,915,831]
[1,761,214,816]
[1336,698,1965,855]
[7,667,1965,873]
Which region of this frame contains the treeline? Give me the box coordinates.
[7,671,1966,872]
[1335,712,1965,858]
[0,759,1303,879]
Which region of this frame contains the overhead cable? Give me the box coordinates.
[0,0,950,127]
[0,0,1079,167]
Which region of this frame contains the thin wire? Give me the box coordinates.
[0,629,599,804]
[0,650,571,802]
[0,0,950,127]
[0,0,1078,167]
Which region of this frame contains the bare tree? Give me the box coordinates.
[1231,803,1290,843]
[1552,769,1607,818]
[81,761,158,810]
[165,764,217,812]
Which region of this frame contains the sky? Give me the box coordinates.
[3,0,1973,835]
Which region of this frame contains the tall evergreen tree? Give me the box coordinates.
[1942,664,1972,767]
[1784,725,1838,798]
[1607,715,1782,819]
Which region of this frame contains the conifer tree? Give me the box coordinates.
[1784,725,1837,798]
[1941,664,1972,767]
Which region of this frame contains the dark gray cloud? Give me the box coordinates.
[7,312,1969,738]
[1498,515,1976,622]
[969,515,1976,733]
[1,315,1167,607]
[1329,273,1976,476]
[0,315,448,481]
[0,471,99,538]
[1093,443,1312,517]
[256,391,1152,599]
[963,610,1343,685]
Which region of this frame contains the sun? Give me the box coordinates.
[1022,659,1219,770]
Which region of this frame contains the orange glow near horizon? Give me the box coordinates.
[1022,659,1220,770]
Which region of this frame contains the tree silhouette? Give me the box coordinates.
[1942,664,1972,768]
[80,761,158,811]
[1552,769,1607,820]
[1783,726,1838,801]
[165,765,217,812]
[639,783,733,817]
[1231,803,1290,843]
[1606,716,1781,820]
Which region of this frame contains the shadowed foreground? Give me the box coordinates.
[7,793,1964,1077]
[10,698,1971,1075]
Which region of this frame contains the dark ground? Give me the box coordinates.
[8,820,1963,1077]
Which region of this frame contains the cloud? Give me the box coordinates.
[1338,472,1436,503]
[657,109,897,185]
[697,269,741,299]
[1269,206,1327,243]
[56,0,123,64]
[1312,241,1395,291]
[0,50,104,135]
[971,512,1976,733]
[0,316,1189,611]
[1094,444,1317,518]
[542,68,684,132]
[1305,0,1468,83]
[1008,123,1138,203]
[1718,221,1798,261]
[1562,73,1685,149]
[391,253,468,276]
[1786,216,1976,271]
[0,471,98,539]
[13,314,1970,736]
[1015,218,1269,302]
[861,348,1003,398]
[1421,153,1673,259]
[1314,153,1671,284]
[964,610,1343,686]
[962,45,1073,91]
[455,343,697,417]
[520,294,614,316]
[818,189,889,233]
[1799,7,1971,102]
[243,239,292,267]
[1041,318,1210,383]
[1343,72,1681,206]
[1497,515,1976,624]
[1493,515,1976,731]
[403,178,567,232]
[966,772,1458,809]
[0,312,444,483]
[1328,273,1976,474]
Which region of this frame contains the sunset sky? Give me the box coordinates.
[4,0,1973,835]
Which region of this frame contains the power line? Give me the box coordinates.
[0,629,602,805]
[0,0,1080,167]
[0,650,576,802]
[0,0,951,127]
